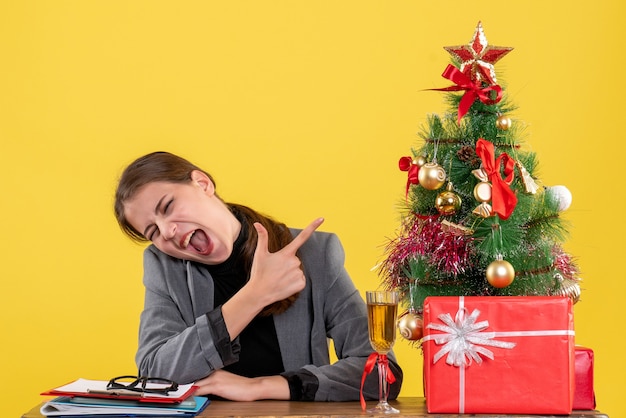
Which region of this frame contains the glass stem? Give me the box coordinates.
[378,357,389,405]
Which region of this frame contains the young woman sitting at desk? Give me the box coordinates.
[113,151,403,402]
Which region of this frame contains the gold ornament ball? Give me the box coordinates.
[397,311,424,341]
[486,259,515,288]
[435,188,462,216]
[418,162,446,190]
[412,155,427,167]
[496,115,512,130]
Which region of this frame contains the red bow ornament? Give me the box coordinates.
[432,64,503,124]
[398,156,420,199]
[474,138,517,220]
[360,352,396,411]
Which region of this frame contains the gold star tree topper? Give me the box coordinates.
[444,21,513,85]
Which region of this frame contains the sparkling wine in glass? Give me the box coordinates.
[366,290,399,414]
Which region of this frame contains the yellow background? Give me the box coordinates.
[1,1,624,417]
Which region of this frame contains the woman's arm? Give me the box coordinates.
[136,219,324,387]
[193,370,290,400]
[135,243,295,386]
[135,248,226,384]
[281,232,404,401]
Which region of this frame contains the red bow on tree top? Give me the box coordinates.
[475,138,517,220]
[432,64,503,124]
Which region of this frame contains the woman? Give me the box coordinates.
[114,151,403,401]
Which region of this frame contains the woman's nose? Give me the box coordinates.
[157,220,176,240]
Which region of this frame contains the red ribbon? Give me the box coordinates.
[399,156,419,199]
[432,64,503,124]
[360,352,396,411]
[475,138,517,220]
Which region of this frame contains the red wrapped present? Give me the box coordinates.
[423,296,575,414]
[573,346,596,410]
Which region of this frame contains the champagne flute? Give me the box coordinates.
[366,290,399,414]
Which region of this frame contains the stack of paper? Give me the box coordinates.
[41,396,209,417]
[40,378,208,417]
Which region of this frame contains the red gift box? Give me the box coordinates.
[574,346,596,410]
[423,296,575,414]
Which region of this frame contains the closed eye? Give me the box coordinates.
[143,196,173,241]
[164,199,173,214]
[146,226,158,241]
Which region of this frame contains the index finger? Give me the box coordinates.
[284,217,324,253]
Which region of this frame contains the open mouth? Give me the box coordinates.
[181,229,212,255]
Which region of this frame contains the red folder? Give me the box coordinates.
[41,378,198,404]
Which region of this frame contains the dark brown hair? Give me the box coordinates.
[114,151,297,315]
[114,151,215,242]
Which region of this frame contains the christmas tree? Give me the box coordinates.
[379,22,581,342]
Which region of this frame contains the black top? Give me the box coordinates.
[207,218,285,378]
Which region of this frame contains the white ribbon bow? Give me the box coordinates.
[426,307,516,367]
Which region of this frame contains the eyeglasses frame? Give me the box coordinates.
[106,375,179,395]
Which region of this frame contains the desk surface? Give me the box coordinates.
[22,397,608,417]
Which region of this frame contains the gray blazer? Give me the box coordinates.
[136,230,403,401]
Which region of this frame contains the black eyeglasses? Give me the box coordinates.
[107,375,179,395]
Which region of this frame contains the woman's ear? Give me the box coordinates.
[190,170,216,196]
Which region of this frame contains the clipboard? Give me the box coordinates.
[41,378,198,404]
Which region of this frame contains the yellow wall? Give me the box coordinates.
[1,1,624,417]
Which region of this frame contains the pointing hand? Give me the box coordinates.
[249,218,324,305]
